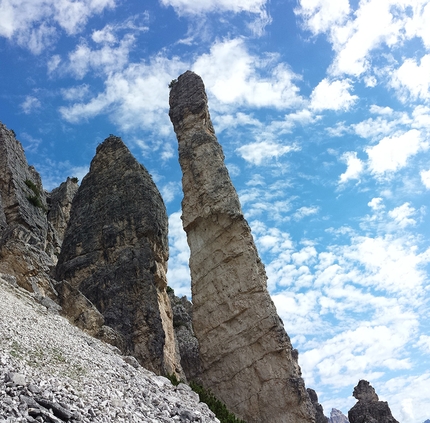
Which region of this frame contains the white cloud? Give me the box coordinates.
[420,169,430,189]
[388,203,416,229]
[66,34,135,79]
[159,0,266,15]
[339,151,363,183]
[416,335,430,352]
[310,78,357,111]
[366,129,428,176]
[59,55,185,133]
[236,141,299,165]
[21,96,41,114]
[193,38,303,109]
[61,84,91,101]
[391,54,430,102]
[0,0,115,53]
[293,206,319,221]
[296,0,430,79]
[368,197,384,211]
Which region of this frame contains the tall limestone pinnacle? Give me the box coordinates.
[169,70,315,423]
[55,135,182,377]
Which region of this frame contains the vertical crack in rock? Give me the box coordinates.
[55,135,183,378]
[169,71,315,423]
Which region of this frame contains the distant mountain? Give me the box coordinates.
[329,408,349,423]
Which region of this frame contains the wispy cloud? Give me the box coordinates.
[0,0,116,54]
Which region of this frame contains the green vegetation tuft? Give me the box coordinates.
[25,179,46,212]
[70,176,79,183]
[166,285,174,294]
[166,373,181,386]
[169,79,177,89]
[189,381,245,423]
[25,179,40,196]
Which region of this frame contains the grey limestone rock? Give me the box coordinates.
[348,380,399,423]
[307,389,329,423]
[168,290,202,382]
[55,135,183,378]
[329,408,349,423]
[0,121,57,298]
[169,70,315,423]
[46,176,79,254]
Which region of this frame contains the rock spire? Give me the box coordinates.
[55,135,182,377]
[169,70,315,423]
[348,380,399,423]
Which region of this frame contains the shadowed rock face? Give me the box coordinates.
[169,71,315,423]
[0,122,57,297]
[168,290,202,382]
[307,389,328,423]
[55,135,182,377]
[348,380,399,423]
[47,177,79,249]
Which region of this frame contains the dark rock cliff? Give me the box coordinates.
[168,290,201,382]
[55,135,182,377]
[307,389,329,423]
[0,122,57,298]
[348,380,399,423]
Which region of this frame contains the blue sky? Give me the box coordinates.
[1,0,430,420]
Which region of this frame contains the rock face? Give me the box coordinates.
[47,176,79,249]
[55,135,182,377]
[348,380,399,423]
[307,389,328,423]
[0,122,57,298]
[329,408,349,423]
[169,70,315,423]
[168,290,202,382]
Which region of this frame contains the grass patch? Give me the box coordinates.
[190,381,245,423]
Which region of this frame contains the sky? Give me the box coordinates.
[1,0,430,420]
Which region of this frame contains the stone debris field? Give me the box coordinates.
[0,275,220,423]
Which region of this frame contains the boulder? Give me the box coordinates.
[169,70,315,423]
[55,135,183,378]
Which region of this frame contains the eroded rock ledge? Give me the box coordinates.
[169,70,315,423]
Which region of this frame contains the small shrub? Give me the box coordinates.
[70,177,79,183]
[166,373,181,386]
[25,179,40,196]
[27,195,43,209]
[169,79,177,89]
[189,382,245,423]
[166,286,174,294]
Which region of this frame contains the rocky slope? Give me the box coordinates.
[55,135,182,378]
[169,70,315,423]
[348,380,399,423]
[0,274,220,423]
